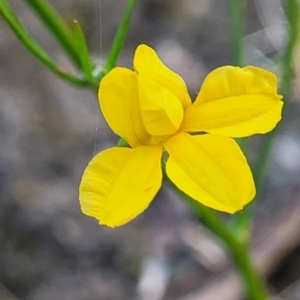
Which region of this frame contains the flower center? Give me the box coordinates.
[149,134,173,145]
[138,75,184,137]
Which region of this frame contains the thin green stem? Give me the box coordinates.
[227,0,244,67]
[232,0,299,240]
[227,0,248,156]
[0,0,89,87]
[231,242,269,300]
[247,0,298,195]
[103,0,137,75]
[165,174,269,300]
[227,0,250,240]
[25,0,82,69]
[281,0,298,98]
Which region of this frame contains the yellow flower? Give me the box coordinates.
[79,44,283,228]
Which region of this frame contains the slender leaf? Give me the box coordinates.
[72,19,94,83]
[0,0,89,86]
[25,0,81,68]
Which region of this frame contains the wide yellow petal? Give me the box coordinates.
[181,66,283,137]
[134,44,192,109]
[164,133,255,213]
[138,74,184,136]
[79,146,163,227]
[99,67,151,147]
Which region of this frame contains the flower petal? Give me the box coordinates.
[138,74,184,136]
[164,133,255,213]
[99,67,151,147]
[79,146,163,227]
[181,66,283,137]
[134,44,192,109]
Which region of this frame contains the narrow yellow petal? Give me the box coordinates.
[99,68,151,147]
[138,74,184,136]
[181,66,283,137]
[164,133,255,213]
[79,146,163,227]
[134,44,192,109]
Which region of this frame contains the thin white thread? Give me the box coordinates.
[92,0,102,156]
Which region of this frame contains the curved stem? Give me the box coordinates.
[166,175,269,299]
[0,0,89,87]
[232,0,299,240]
[253,0,298,193]
[25,0,82,69]
[227,0,249,187]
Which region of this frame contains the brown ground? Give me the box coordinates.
[1,1,300,299]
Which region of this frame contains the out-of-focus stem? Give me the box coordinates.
[26,0,82,69]
[165,173,269,300]
[227,0,244,67]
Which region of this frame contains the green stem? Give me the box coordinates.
[0,0,89,87]
[231,241,269,300]
[103,0,138,75]
[281,0,298,98]
[227,0,250,240]
[165,175,269,299]
[227,0,244,67]
[227,0,248,155]
[25,0,82,69]
[254,0,298,191]
[232,0,299,240]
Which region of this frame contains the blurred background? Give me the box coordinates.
[1,0,300,299]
